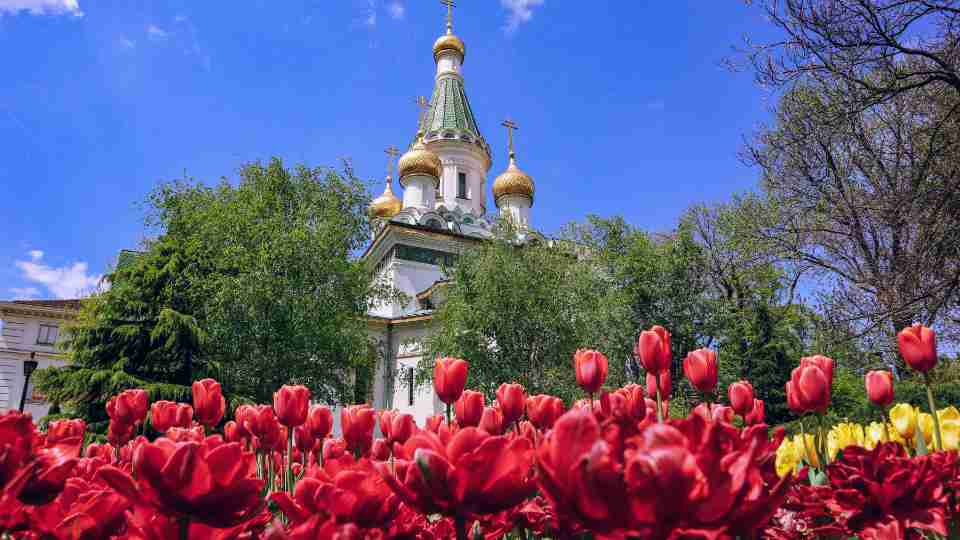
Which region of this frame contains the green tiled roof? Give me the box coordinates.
[419,75,484,142]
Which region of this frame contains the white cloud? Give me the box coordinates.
[9,287,40,300]
[28,250,43,261]
[387,1,404,20]
[0,0,82,16]
[147,24,168,40]
[501,0,543,33]
[365,1,376,28]
[14,251,101,299]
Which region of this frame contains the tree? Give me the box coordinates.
[36,159,379,425]
[742,0,960,114]
[744,80,960,356]
[425,224,629,404]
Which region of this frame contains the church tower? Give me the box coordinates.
[419,0,492,217]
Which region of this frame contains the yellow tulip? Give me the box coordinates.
[938,406,960,423]
[828,422,865,459]
[864,422,885,449]
[918,412,935,446]
[890,403,917,439]
[941,419,960,451]
[775,437,800,478]
[796,433,820,469]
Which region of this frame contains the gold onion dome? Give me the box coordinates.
[398,135,442,185]
[433,33,466,62]
[493,153,535,206]
[369,179,402,218]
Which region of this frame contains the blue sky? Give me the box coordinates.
[0,0,781,300]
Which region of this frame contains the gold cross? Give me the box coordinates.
[440,0,456,33]
[414,95,430,128]
[502,118,519,156]
[384,146,400,177]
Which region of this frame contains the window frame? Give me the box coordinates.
[36,324,59,346]
[457,172,469,200]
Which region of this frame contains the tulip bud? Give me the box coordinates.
[192,378,226,428]
[683,348,718,394]
[150,401,193,433]
[495,383,526,425]
[573,349,608,395]
[323,438,347,461]
[634,325,672,375]
[454,390,485,427]
[728,381,755,417]
[889,403,917,439]
[865,370,894,408]
[526,395,565,430]
[787,359,832,414]
[424,415,444,434]
[898,324,938,373]
[744,399,765,426]
[478,406,504,435]
[341,405,376,455]
[224,421,244,444]
[378,410,396,440]
[108,389,149,426]
[273,385,311,428]
[371,438,391,461]
[433,357,469,405]
[306,405,333,441]
[107,419,134,447]
[388,413,417,445]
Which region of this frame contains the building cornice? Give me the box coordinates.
[0,302,79,321]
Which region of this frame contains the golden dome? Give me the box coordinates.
[493,155,535,206]
[398,136,442,185]
[369,178,402,219]
[433,33,466,62]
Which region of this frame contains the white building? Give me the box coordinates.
[364,10,539,424]
[0,300,79,417]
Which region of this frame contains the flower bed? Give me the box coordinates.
[0,324,958,539]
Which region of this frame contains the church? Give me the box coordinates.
[363,5,539,425]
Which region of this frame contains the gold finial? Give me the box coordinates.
[502,118,519,159]
[441,0,456,35]
[384,145,400,179]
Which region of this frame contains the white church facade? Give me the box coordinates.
[363,8,539,425]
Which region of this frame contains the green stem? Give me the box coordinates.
[286,428,294,493]
[655,387,663,423]
[178,516,189,540]
[924,373,944,451]
[446,403,452,426]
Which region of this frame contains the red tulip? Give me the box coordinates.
[107,419,134,447]
[192,378,226,427]
[898,324,938,373]
[150,401,193,433]
[573,349,608,394]
[5,438,81,506]
[274,385,311,428]
[46,419,85,444]
[294,426,315,454]
[683,348,718,394]
[388,413,417,446]
[378,410,396,441]
[307,405,334,441]
[787,362,831,414]
[646,370,672,400]
[224,421,244,444]
[865,370,895,408]
[728,380,755,417]
[424,415,444,434]
[634,325,672,374]
[601,384,647,424]
[801,355,835,385]
[479,406,505,435]
[526,395,565,430]
[371,438,391,461]
[165,426,205,443]
[379,426,535,517]
[433,357,469,405]
[243,405,283,450]
[132,437,264,526]
[107,389,148,426]
[0,411,37,490]
[744,399,765,425]
[454,390,485,427]
[496,383,526,424]
[341,405,376,455]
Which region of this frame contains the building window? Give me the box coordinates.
[407,367,415,406]
[36,324,58,345]
[457,172,468,199]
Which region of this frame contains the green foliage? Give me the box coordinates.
[36,159,379,427]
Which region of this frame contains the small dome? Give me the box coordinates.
[493,155,534,207]
[433,33,466,62]
[398,137,442,185]
[369,179,402,219]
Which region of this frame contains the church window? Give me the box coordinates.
[407,367,415,406]
[457,172,468,199]
[36,324,58,345]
